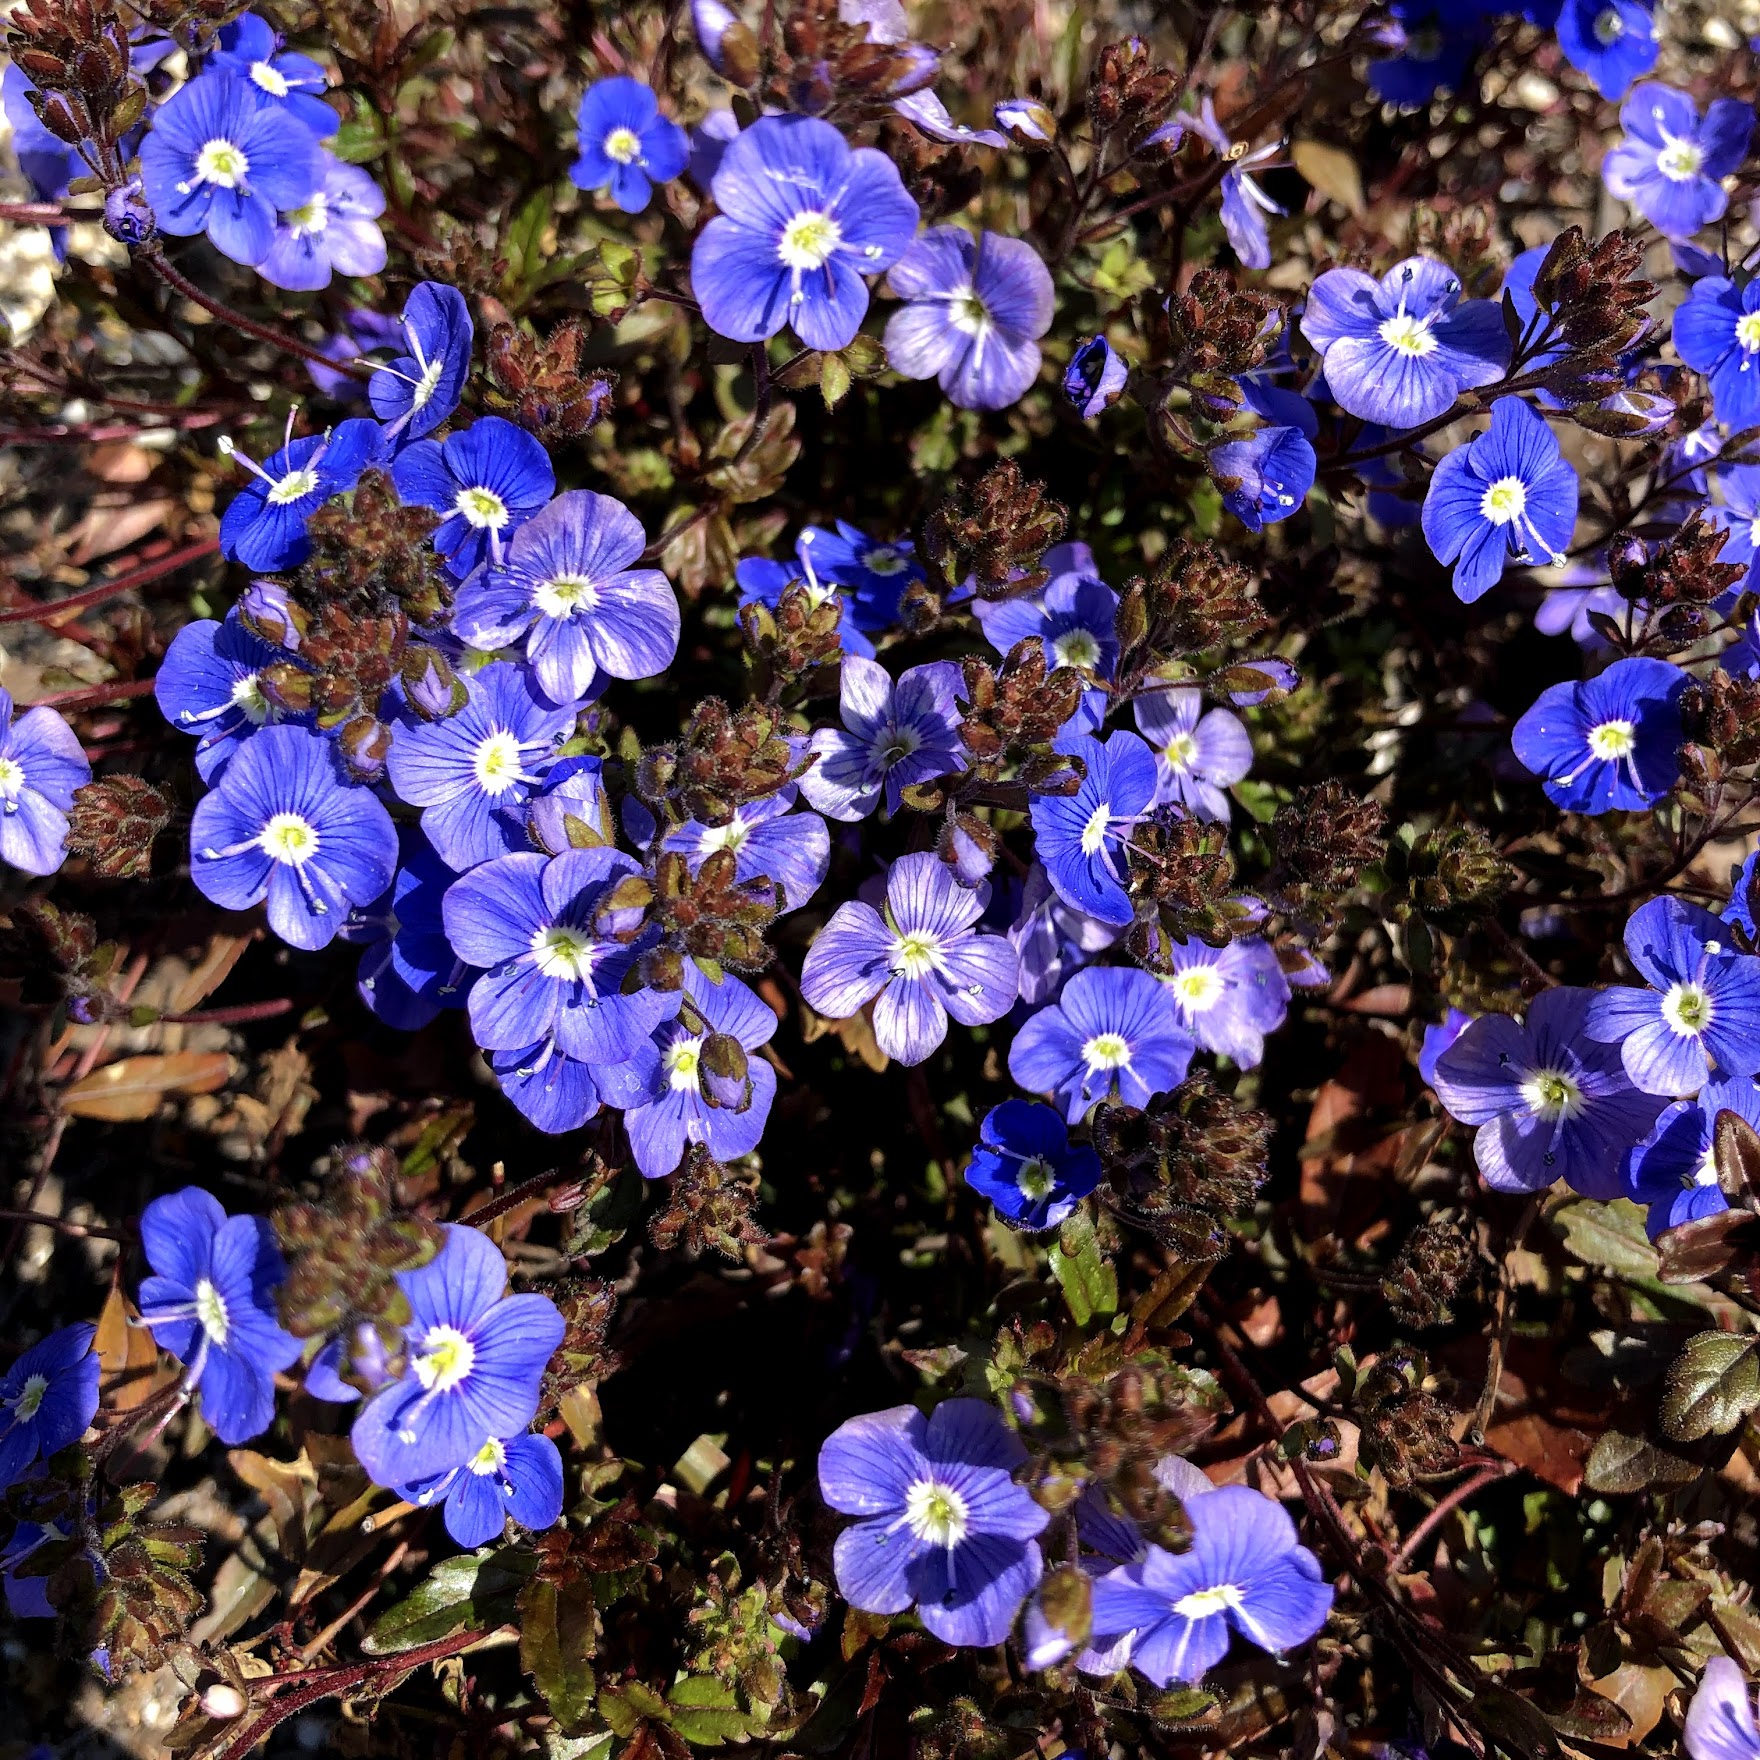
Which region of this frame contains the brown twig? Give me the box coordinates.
[0,537,221,627]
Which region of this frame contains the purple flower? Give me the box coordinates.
[1189,99,1283,270]
[0,1324,98,1490]
[156,611,303,783]
[309,306,403,400]
[800,852,1018,1065]
[964,1100,1102,1231]
[392,417,556,579]
[1586,896,1760,1095]
[571,76,689,212]
[1432,987,1666,1195]
[350,1224,565,1486]
[1209,426,1316,531]
[1625,1075,1760,1239]
[191,724,398,952]
[1008,966,1195,1124]
[1132,689,1252,822]
[1159,936,1290,1068]
[138,71,320,266]
[692,0,743,75]
[1029,731,1158,926]
[818,1399,1047,1647]
[664,787,830,911]
[259,152,387,291]
[216,416,381,572]
[1556,0,1660,100]
[1007,863,1123,1006]
[995,97,1057,144]
[1301,256,1509,430]
[396,1429,564,1549]
[1510,655,1685,814]
[1603,84,1754,241]
[137,1187,302,1445]
[1417,1006,1473,1085]
[1675,277,1760,431]
[209,12,339,138]
[0,689,89,877]
[347,831,473,1031]
[1085,1485,1332,1687]
[883,227,1054,411]
[1686,1657,1760,1760]
[1065,334,1129,418]
[892,88,1008,149]
[691,113,919,352]
[526,754,617,855]
[798,657,966,821]
[370,283,473,442]
[451,490,679,705]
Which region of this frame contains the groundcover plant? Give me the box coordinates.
[8,0,1760,1753]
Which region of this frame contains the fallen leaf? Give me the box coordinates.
[61,1051,233,1119]
[67,498,174,565]
[93,1282,175,1411]
[168,931,255,1013]
[1292,138,1366,216]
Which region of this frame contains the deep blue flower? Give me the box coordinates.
[393,417,555,579]
[570,76,689,212]
[1006,863,1123,1006]
[798,657,966,821]
[883,227,1054,410]
[1008,966,1195,1124]
[692,113,919,352]
[346,832,473,1031]
[1421,397,1579,603]
[1556,0,1660,100]
[0,688,90,878]
[1432,986,1666,1195]
[137,1187,302,1445]
[350,1223,564,1486]
[1065,334,1129,417]
[735,554,878,659]
[1675,277,1760,430]
[259,152,387,291]
[490,1034,654,1135]
[818,1398,1047,1647]
[155,609,304,782]
[1159,935,1290,1069]
[191,724,398,951]
[395,1429,564,1549]
[1705,466,1760,602]
[1302,256,1508,430]
[1511,655,1685,815]
[1132,689,1252,822]
[1417,1006,1473,1085]
[1727,850,1760,941]
[1586,896,1760,1095]
[800,852,1018,1065]
[0,1324,98,1490]
[978,570,1120,685]
[1625,1075,1760,1239]
[370,282,473,442]
[964,1100,1102,1231]
[664,787,830,912]
[138,71,320,266]
[1188,98,1283,270]
[1367,3,1487,104]
[1686,1657,1760,1760]
[1209,425,1316,532]
[1029,731,1159,926]
[799,521,924,610]
[209,12,339,137]
[1604,84,1753,241]
[216,416,381,572]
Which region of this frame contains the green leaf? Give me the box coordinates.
[1048,1208,1118,1326]
[518,1576,598,1732]
[503,187,554,297]
[1660,1331,1760,1441]
[330,106,385,164]
[361,1545,536,1654]
[667,1675,763,1747]
[1583,1429,1701,1494]
[583,239,642,320]
[1552,1199,1659,1282]
[598,1681,668,1737]
[819,352,852,410]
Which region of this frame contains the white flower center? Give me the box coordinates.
[1661,982,1712,1038]
[535,573,599,618]
[603,125,643,165]
[948,287,991,337]
[1053,629,1102,668]
[531,923,597,981]
[260,811,319,866]
[1592,6,1624,42]
[1480,476,1527,525]
[698,815,750,854]
[667,1039,703,1091]
[1174,1582,1244,1619]
[904,1477,969,1548]
[1079,800,1112,856]
[1738,313,1760,355]
[250,59,290,98]
[194,138,250,189]
[468,1436,508,1475]
[1016,1156,1056,1201]
[1163,731,1199,772]
[285,194,329,237]
[267,466,320,506]
[194,1276,230,1346]
[11,1373,49,1422]
[893,931,941,979]
[778,209,843,271]
[1171,964,1226,1013]
[1377,312,1438,357]
[472,730,523,795]
[410,355,446,410]
[455,486,511,530]
[1656,135,1704,181]
[230,674,270,724]
[1692,1140,1722,1189]
[864,546,907,577]
[412,1324,476,1393]
[1083,1031,1132,1071]
[1588,718,1636,761]
[0,756,24,799]
[1519,1067,1584,1122]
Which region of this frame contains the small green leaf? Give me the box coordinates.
[1048,1208,1118,1326]
[330,105,385,164]
[503,187,554,296]
[1553,1199,1659,1282]
[518,1576,598,1732]
[1583,1429,1700,1494]
[1660,1331,1760,1441]
[361,1545,535,1654]
[668,1675,763,1746]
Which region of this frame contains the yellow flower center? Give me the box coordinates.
[1174,1582,1244,1619]
[1163,731,1199,772]
[1378,312,1438,357]
[894,932,940,979]
[260,812,318,866]
[904,1478,970,1547]
[531,924,597,981]
[1171,965,1226,1013]
[1738,313,1760,355]
[1588,718,1636,761]
[249,60,290,98]
[194,138,249,189]
[1519,1067,1584,1122]
[0,756,24,796]
[1656,136,1704,181]
[535,573,598,617]
[1079,800,1112,857]
[1480,476,1527,525]
[468,1437,508,1476]
[667,1040,703,1092]
[1662,982,1712,1037]
[603,126,643,165]
[1016,1157,1056,1201]
[778,210,843,272]
[455,486,511,530]
[1083,1031,1131,1071]
[413,1325,476,1393]
[284,194,329,237]
[473,730,523,795]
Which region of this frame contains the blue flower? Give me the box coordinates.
[1706,467,1760,602]
[1367,3,1487,104]
[1421,397,1579,603]
[392,417,556,578]
[1686,1657,1760,1760]
[1131,689,1252,822]
[1675,276,1760,430]
[1301,256,1509,430]
[0,64,80,229]
[1604,84,1754,241]
[348,833,473,1031]
[191,724,398,951]
[818,1398,1048,1648]
[883,227,1055,411]
[137,1187,302,1445]
[490,1035,652,1135]
[1625,1075,1760,1239]
[259,152,387,291]
[0,688,90,878]
[964,1100,1102,1231]
[570,76,689,213]
[1432,987,1664,1194]
[451,490,680,705]
[1209,425,1316,532]
[216,416,382,572]
[396,1429,564,1549]
[1555,0,1659,100]
[1085,1485,1332,1687]
[1586,896,1760,1095]
[798,656,967,821]
[1159,935,1290,1069]
[1510,655,1685,815]
[978,570,1120,684]
[692,113,919,352]
[1417,1006,1473,1085]
[526,754,618,855]
[209,12,339,138]
[1727,850,1760,941]
[1188,99,1283,270]
[664,787,830,912]
[1029,731,1159,926]
[138,71,320,266]
[799,521,925,608]
[1008,966,1195,1123]
[800,851,1018,1065]
[370,283,474,442]
[1006,863,1123,1006]
[350,1223,565,1486]
[0,1324,98,1490]
[155,609,304,782]
[309,306,404,400]
[1065,335,1129,418]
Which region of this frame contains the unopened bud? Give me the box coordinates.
[699,1031,752,1112]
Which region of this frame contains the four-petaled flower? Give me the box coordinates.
[157,611,303,784]
[259,152,388,292]
[798,656,967,822]
[395,1429,565,1549]
[1132,689,1252,822]
[571,75,690,213]
[217,416,381,573]
[210,12,339,138]
[1510,654,1685,814]
[1029,731,1159,926]
[1556,0,1660,101]
[1624,1075,1760,1239]
[0,688,90,877]
[1158,935,1290,1069]
[370,282,474,442]
[392,416,556,579]
[1603,83,1754,241]
[0,1323,98,1490]
[964,1100,1103,1231]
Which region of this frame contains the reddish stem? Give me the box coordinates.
[0,200,74,225]
[0,537,220,627]
[158,998,294,1026]
[30,678,157,711]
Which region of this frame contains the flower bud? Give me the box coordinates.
[1063,334,1129,419]
[102,175,155,245]
[338,715,392,784]
[699,1031,752,1111]
[994,96,1056,143]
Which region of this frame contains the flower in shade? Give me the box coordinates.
[1159,936,1290,1068]
[883,227,1055,411]
[309,306,403,399]
[1209,425,1316,532]
[349,833,472,1031]
[491,1035,653,1135]
[1727,851,1760,942]
[156,612,307,783]
[1556,0,1660,100]
[137,1187,302,1445]
[1301,256,1509,430]
[138,71,320,266]
[350,1224,565,1486]
[1029,731,1158,926]
[259,152,387,291]
[392,417,556,579]
[1417,1006,1473,1085]
[800,852,1018,1065]
[1009,966,1196,1124]
[1132,689,1252,822]
[664,788,830,911]
[1585,896,1760,1096]
[451,490,679,705]
[1421,397,1579,603]
[1431,987,1665,1195]
[1367,3,1486,104]
[1624,1075,1760,1239]
[370,282,473,442]
[818,1398,1047,1647]
[692,113,919,352]
[217,416,381,573]
[396,1429,564,1549]
[964,1101,1102,1231]
[799,521,924,609]
[1006,863,1123,1006]
[623,965,779,1178]
[442,847,676,1063]
[1674,277,1760,431]
[1686,1657,1760,1760]
[571,76,689,213]
[210,12,339,137]
[798,657,966,821]
[1065,334,1129,417]
[0,689,90,877]
[191,724,398,952]
[0,1324,98,1490]
[1603,84,1753,241]
[1085,1485,1332,1687]
[1510,655,1685,814]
